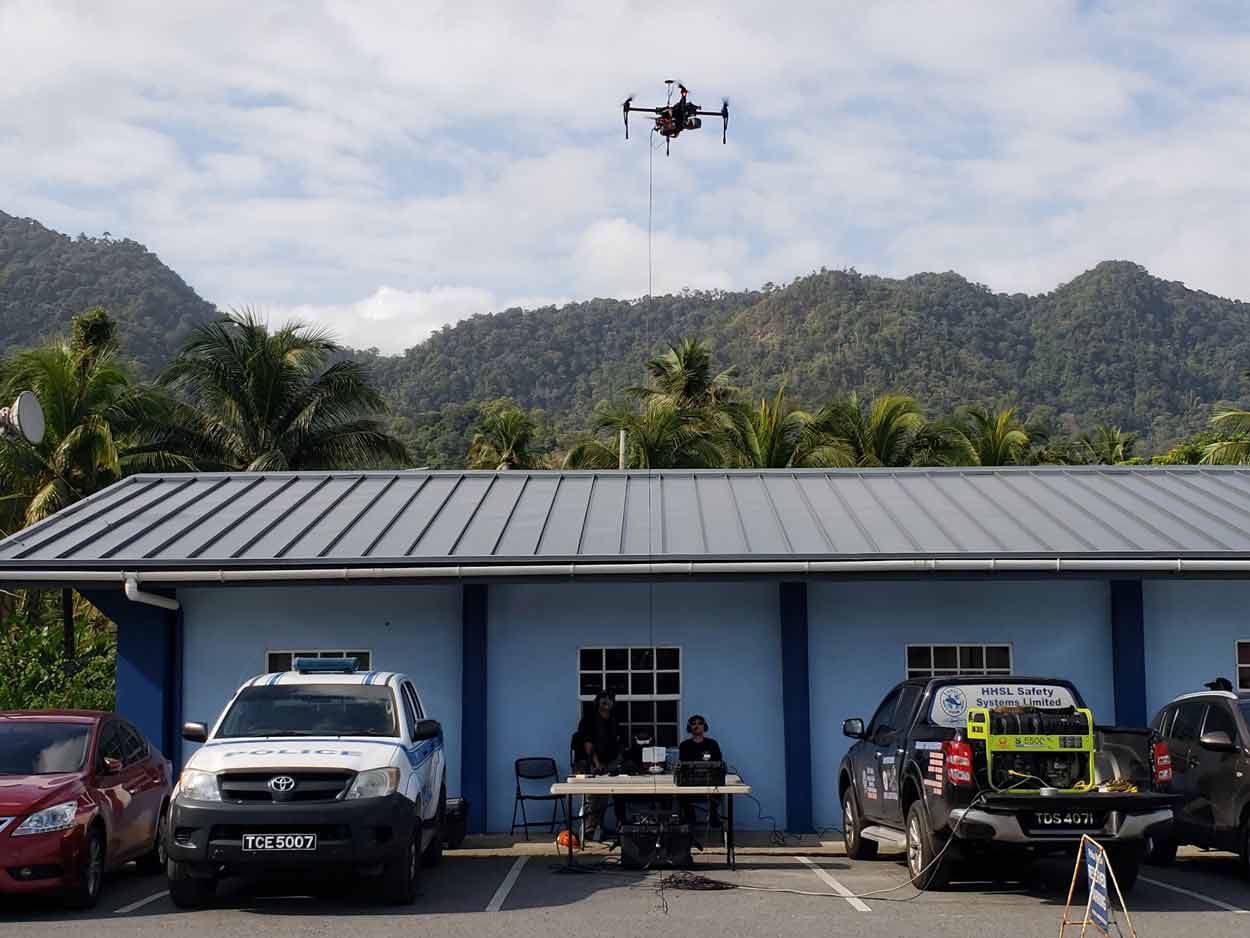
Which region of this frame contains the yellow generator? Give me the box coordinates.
[966,705,1095,792]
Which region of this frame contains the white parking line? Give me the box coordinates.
[794,856,871,912]
[485,856,529,912]
[1141,876,1250,914]
[113,890,169,915]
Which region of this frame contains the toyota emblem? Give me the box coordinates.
[267,775,296,793]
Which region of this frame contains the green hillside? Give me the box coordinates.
[3,208,1248,467]
[0,211,216,374]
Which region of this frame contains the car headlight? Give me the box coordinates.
[344,767,401,800]
[178,768,222,802]
[13,800,78,836]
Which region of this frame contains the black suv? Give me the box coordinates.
[1146,690,1250,876]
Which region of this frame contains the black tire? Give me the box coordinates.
[135,805,167,875]
[1239,818,1250,881]
[422,789,446,868]
[167,857,216,909]
[905,800,951,891]
[1107,845,1143,893]
[1144,833,1178,866]
[842,789,878,860]
[65,826,105,909]
[381,829,421,905]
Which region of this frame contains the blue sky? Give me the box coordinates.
[2,0,1248,352]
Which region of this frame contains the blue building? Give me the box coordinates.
[2,467,1248,834]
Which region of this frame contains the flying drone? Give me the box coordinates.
[622,80,729,155]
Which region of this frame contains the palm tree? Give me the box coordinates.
[157,310,408,471]
[466,403,538,470]
[1201,408,1250,464]
[630,338,739,410]
[812,392,958,467]
[727,387,853,469]
[563,399,722,469]
[946,406,1031,466]
[1078,425,1137,465]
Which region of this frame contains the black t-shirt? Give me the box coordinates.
[577,712,623,764]
[679,736,722,763]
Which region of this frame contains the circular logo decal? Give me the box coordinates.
[940,687,968,719]
[267,775,296,793]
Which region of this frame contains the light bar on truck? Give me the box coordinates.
[294,657,359,674]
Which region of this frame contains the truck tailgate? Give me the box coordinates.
[979,792,1179,813]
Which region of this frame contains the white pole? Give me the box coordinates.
[618,430,627,470]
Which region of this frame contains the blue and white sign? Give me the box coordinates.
[1083,839,1110,934]
[928,683,1079,727]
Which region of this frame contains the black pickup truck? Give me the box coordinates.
[839,676,1177,890]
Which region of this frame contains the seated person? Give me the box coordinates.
[679,714,723,828]
[623,726,661,774]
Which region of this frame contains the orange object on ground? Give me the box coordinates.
[557,830,581,850]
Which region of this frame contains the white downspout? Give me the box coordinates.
[124,575,180,611]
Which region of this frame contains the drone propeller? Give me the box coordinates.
[622,95,633,139]
[721,97,729,144]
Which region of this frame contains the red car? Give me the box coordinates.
[0,711,171,907]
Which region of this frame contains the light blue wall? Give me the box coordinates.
[178,584,463,796]
[1143,580,1250,717]
[485,581,786,833]
[807,580,1114,829]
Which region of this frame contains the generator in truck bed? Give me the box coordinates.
[839,676,1178,891]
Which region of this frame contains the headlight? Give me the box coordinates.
[178,769,222,802]
[344,767,401,800]
[13,800,78,836]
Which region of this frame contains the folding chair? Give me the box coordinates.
[510,757,566,839]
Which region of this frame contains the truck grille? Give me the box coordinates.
[218,770,354,803]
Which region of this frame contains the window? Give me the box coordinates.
[578,646,681,746]
[1171,702,1205,742]
[906,644,1012,679]
[1203,703,1238,742]
[866,687,902,739]
[97,722,125,767]
[265,649,371,673]
[217,685,398,738]
[1238,641,1250,693]
[120,723,148,765]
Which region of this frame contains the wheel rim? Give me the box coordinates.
[86,836,103,897]
[844,799,856,846]
[907,817,922,875]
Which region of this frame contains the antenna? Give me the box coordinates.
[0,391,45,445]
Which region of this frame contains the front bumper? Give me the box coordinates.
[0,826,84,895]
[948,806,1173,845]
[167,793,416,872]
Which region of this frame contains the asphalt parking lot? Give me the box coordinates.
[1,844,1247,938]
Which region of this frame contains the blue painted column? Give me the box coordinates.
[461,583,489,833]
[779,581,813,832]
[81,586,180,761]
[1109,579,1147,726]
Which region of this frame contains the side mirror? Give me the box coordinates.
[842,718,865,740]
[413,719,442,742]
[1199,730,1237,753]
[182,721,208,743]
[101,756,123,775]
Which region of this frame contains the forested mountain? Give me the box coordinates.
[0,211,216,374]
[370,262,1250,463]
[3,208,1249,467]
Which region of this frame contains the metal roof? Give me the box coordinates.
[3,467,1250,575]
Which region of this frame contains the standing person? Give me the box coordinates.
[679,714,724,828]
[577,692,623,840]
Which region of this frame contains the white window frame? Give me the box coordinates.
[577,645,682,747]
[1237,640,1250,693]
[265,649,373,673]
[906,643,1013,680]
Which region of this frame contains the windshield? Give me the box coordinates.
[928,682,1080,728]
[0,723,92,774]
[216,685,399,739]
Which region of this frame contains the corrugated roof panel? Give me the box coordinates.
[493,474,562,557]
[577,476,627,556]
[5,468,1250,570]
[660,474,705,555]
[408,475,495,556]
[536,475,594,556]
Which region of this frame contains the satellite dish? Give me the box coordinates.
[0,391,45,445]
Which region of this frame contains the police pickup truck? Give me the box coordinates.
[839,676,1177,891]
[166,659,446,907]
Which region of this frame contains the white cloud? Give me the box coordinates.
[1,0,1249,354]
